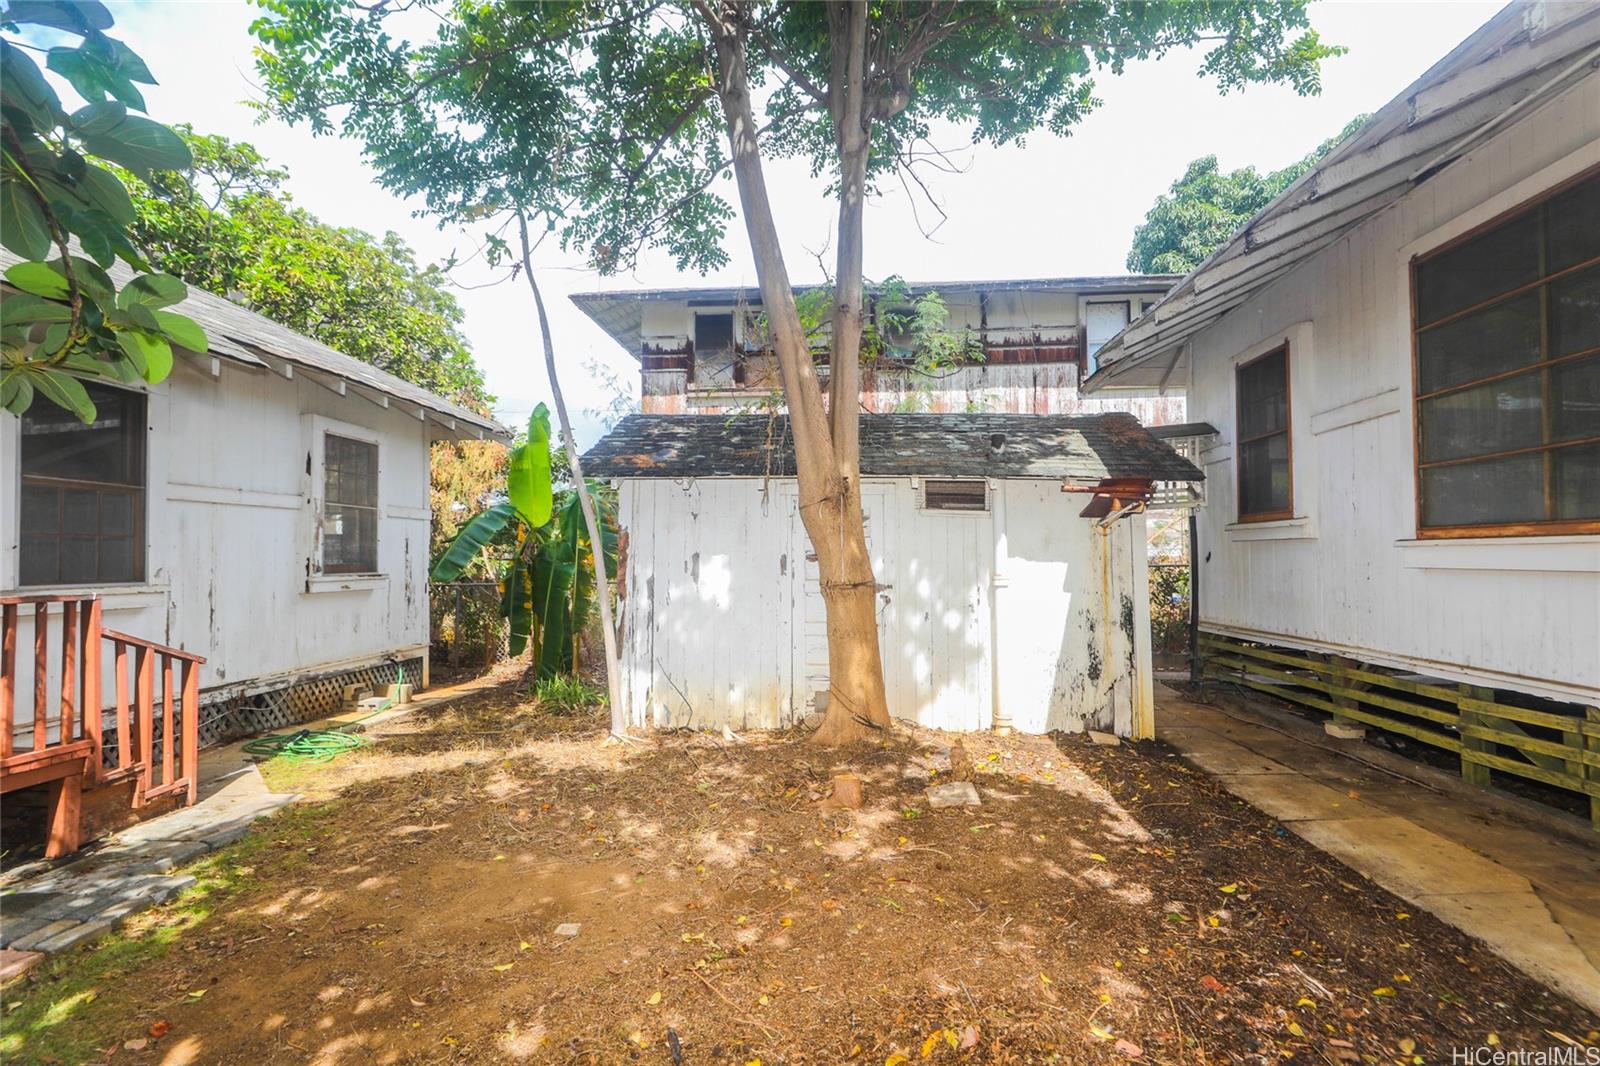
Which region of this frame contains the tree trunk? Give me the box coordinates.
[701,6,890,744]
[516,212,627,737]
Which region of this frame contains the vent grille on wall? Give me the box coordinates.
[924,479,988,512]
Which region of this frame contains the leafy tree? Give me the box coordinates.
[1,0,207,421]
[121,128,490,408]
[1127,114,1368,274]
[251,0,1341,744]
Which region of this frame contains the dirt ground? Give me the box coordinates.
[5,681,1598,1065]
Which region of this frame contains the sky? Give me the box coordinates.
[99,0,1504,445]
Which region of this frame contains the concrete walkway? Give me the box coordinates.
[0,672,508,980]
[1158,685,1600,1014]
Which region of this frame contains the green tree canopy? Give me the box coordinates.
[121,128,490,408]
[1126,114,1368,274]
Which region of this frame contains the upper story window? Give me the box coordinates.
[19,383,146,586]
[1085,300,1130,373]
[1412,167,1600,536]
[1236,344,1292,521]
[693,312,737,388]
[322,433,378,573]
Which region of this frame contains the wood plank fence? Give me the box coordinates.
[1199,631,1600,832]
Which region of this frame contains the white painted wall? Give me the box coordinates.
[1,354,438,710]
[614,475,1152,736]
[1183,74,1600,705]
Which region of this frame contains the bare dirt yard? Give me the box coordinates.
[5,682,1597,1064]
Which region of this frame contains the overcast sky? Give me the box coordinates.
[102,0,1503,444]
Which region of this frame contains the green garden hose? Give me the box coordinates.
[242,728,367,763]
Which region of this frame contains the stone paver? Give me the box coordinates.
[1158,686,1600,1015]
[0,949,43,981]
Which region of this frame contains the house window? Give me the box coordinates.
[19,383,146,586]
[1085,301,1130,373]
[693,313,737,388]
[322,433,378,573]
[1236,345,1292,521]
[924,479,987,512]
[1412,168,1600,536]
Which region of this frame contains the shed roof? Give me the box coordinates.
[582,413,1204,484]
[1084,0,1600,390]
[571,274,1179,358]
[0,249,507,439]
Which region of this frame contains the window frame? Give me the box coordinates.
[1083,298,1132,375]
[1408,164,1600,539]
[319,430,381,575]
[18,383,148,587]
[1234,343,1294,523]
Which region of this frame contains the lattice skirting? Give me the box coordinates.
[98,655,426,764]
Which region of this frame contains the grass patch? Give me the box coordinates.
[0,804,330,1063]
[529,675,604,714]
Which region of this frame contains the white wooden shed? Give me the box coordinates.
[583,413,1202,738]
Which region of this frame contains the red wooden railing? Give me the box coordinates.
[0,594,205,857]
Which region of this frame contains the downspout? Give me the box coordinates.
[989,479,1011,734]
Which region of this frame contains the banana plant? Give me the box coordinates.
[431,403,616,678]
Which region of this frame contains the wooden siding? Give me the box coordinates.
[0,356,435,710]
[1184,73,1600,706]
[614,476,1152,736]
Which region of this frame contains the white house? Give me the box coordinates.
[2,252,504,778]
[582,413,1201,738]
[1085,2,1599,823]
[571,275,1186,422]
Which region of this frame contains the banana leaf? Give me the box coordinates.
[504,546,539,659]
[430,501,519,581]
[529,546,577,678]
[507,404,553,528]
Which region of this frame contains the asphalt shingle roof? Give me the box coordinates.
[582,413,1204,484]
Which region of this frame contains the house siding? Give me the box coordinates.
[1185,73,1600,705]
[1,355,435,707]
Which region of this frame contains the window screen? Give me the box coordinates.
[1412,168,1600,533]
[924,479,987,511]
[1236,345,1292,521]
[322,434,379,573]
[19,383,146,586]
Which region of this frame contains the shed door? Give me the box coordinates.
[796,485,891,716]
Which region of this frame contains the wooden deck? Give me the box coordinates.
[1,595,205,857]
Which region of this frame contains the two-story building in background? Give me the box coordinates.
[572,274,1185,423]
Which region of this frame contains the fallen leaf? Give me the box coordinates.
[647,991,662,1006]
[1399,1038,1417,1054]
[1199,975,1225,994]
[920,1031,942,1058]
[1487,1034,1500,1046]
[1295,996,1316,1008]
[148,1021,171,1039]
[959,1025,979,1050]
[886,1055,910,1066]
[1039,973,1052,985]
[492,963,514,972]
[1089,853,1108,862]
[1114,1038,1143,1058]
[1219,883,1238,894]
[518,940,531,951]
[1287,1022,1306,1038]
[185,989,206,1000]
[1372,986,1397,998]
[123,1039,149,1052]
[493,854,507,862]
[1090,1023,1115,1041]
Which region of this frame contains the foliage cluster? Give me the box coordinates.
[1,0,206,421]
[1126,114,1369,274]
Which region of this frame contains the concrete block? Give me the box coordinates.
[1324,719,1366,740]
[386,683,414,705]
[10,919,79,952]
[1087,730,1121,747]
[357,696,393,714]
[341,683,371,706]
[34,917,114,954]
[926,781,982,808]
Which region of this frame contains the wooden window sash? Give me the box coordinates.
[1411,164,1600,537]
[1235,344,1293,523]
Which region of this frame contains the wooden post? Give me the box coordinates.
[59,600,76,743]
[1328,655,1362,729]
[1457,683,1493,788]
[135,645,153,801]
[44,772,82,859]
[1586,707,1599,833]
[114,640,131,772]
[33,601,47,751]
[161,655,175,789]
[182,660,200,806]
[83,599,102,783]
[1,602,15,759]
